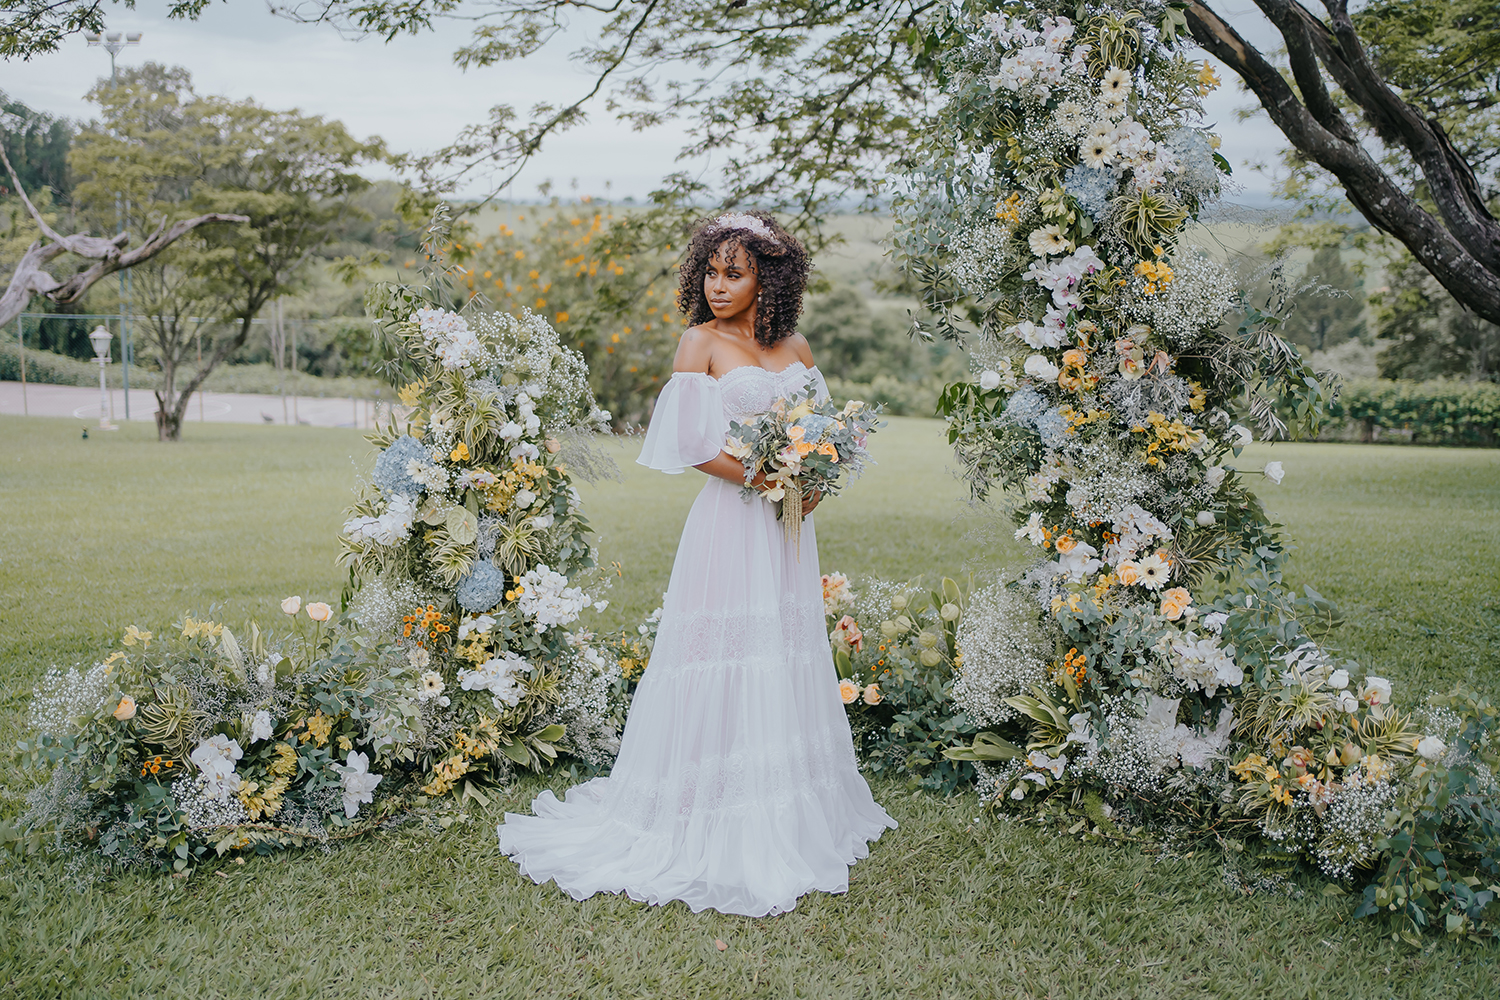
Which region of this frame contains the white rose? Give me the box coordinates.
[1195,510,1216,526]
[281,596,302,615]
[514,488,537,509]
[1263,461,1285,485]
[1416,736,1447,760]
[979,370,1003,391]
[1205,466,1226,489]
[1327,669,1349,690]
[1229,424,1253,448]
[305,602,333,622]
[1023,355,1061,382]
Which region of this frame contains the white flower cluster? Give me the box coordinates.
[1169,633,1243,697]
[331,750,383,819]
[459,650,531,710]
[948,223,1018,298]
[515,564,590,632]
[28,662,112,737]
[983,13,1085,100]
[343,492,417,546]
[189,734,244,801]
[953,581,1054,726]
[414,308,488,371]
[1131,250,1237,347]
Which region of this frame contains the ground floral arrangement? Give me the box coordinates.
[6,234,633,869]
[884,0,1500,942]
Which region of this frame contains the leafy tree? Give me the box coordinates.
[11,1,1499,330]
[801,283,960,384]
[1373,254,1500,380]
[455,199,683,427]
[1,89,74,201]
[1281,245,1365,354]
[68,63,386,440]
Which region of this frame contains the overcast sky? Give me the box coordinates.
[5,0,1293,205]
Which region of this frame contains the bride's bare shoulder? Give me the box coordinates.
[673,324,717,374]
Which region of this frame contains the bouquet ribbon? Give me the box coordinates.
[782,478,802,556]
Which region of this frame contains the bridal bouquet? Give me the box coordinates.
[725,382,882,544]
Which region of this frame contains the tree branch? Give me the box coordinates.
[0,142,248,327]
[1186,1,1500,326]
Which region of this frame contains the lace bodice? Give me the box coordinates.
[715,361,828,423]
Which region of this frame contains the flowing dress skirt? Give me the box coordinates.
[497,477,896,916]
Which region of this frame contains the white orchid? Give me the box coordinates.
[333,751,383,819]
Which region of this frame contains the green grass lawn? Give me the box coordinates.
[1,416,1498,998]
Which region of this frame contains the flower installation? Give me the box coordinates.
[14,610,415,868]
[9,230,631,867]
[890,1,1499,940]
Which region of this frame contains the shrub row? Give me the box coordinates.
[1325,377,1500,447]
[0,345,385,399]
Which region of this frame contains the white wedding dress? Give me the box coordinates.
[497,361,896,916]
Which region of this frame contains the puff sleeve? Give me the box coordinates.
[636,372,729,474]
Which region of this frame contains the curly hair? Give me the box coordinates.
[676,211,811,348]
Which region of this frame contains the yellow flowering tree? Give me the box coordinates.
[450,199,684,428]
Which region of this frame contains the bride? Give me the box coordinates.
[497,210,896,916]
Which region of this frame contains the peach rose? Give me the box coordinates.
[281,596,302,615]
[545,437,561,454]
[1061,348,1088,368]
[305,602,333,622]
[838,679,860,705]
[1159,586,1191,620]
[1116,561,1142,586]
[113,695,137,721]
[862,683,882,706]
[1055,534,1078,555]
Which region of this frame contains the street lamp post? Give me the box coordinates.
[88,325,118,431]
[84,31,142,86]
[85,30,142,418]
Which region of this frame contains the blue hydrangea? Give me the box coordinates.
[456,560,507,612]
[1005,388,1069,449]
[1035,410,1069,449]
[1167,127,1219,191]
[372,435,429,497]
[1063,164,1119,220]
[1004,388,1047,427]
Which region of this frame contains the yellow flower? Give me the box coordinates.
[122,626,153,648]
[1230,754,1268,782]
[397,380,425,406]
[302,710,334,747]
[268,742,299,777]
[838,679,860,704]
[1196,61,1222,95]
[450,441,471,463]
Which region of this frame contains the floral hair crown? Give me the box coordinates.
[713,212,779,244]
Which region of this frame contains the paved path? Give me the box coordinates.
[0,382,386,429]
